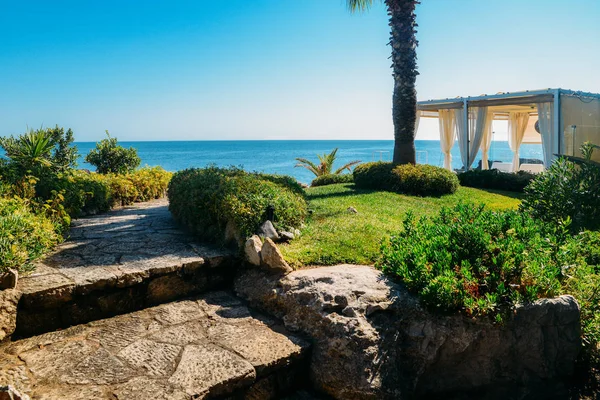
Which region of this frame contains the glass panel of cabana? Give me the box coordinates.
[417,89,600,173]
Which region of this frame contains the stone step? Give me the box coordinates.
[12,199,239,338]
[0,291,311,400]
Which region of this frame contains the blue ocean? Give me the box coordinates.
[74,140,543,184]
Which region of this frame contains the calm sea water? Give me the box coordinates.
[74,140,543,184]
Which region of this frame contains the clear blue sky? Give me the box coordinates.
[1,0,599,141]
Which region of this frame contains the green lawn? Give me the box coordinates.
[280,183,522,268]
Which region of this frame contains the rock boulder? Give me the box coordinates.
[0,289,21,342]
[260,239,293,275]
[235,265,581,399]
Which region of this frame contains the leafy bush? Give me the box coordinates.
[256,173,306,197]
[377,203,579,318]
[0,196,61,274]
[520,143,600,232]
[458,169,535,192]
[353,162,458,196]
[311,174,353,187]
[85,131,141,174]
[0,126,78,178]
[168,166,308,241]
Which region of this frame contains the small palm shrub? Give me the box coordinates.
[168,166,307,241]
[0,126,78,178]
[85,131,140,174]
[311,174,353,187]
[520,142,600,232]
[295,148,361,177]
[0,196,61,274]
[458,169,535,192]
[377,203,584,319]
[354,162,458,196]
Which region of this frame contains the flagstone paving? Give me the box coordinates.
[14,199,237,337]
[0,291,310,399]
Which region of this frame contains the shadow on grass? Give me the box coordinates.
[306,184,379,201]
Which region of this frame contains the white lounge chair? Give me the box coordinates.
[519,163,544,174]
[491,162,512,173]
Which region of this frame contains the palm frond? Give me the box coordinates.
[295,158,321,177]
[334,160,362,175]
[347,0,374,12]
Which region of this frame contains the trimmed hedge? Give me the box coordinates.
[0,197,61,274]
[353,162,458,197]
[458,169,536,193]
[168,166,307,241]
[311,174,353,187]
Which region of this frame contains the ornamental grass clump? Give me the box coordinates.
[377,203,581,319]
[168,166,307,241]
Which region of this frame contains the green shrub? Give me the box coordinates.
[0,126,78,178]
[353,162,458,196]
[377,203,580,318]
[520,143,600,232]
[458,169,535,192]
[35,171,111,218]
[352,162,396,190]
[168,166,308,241]
[0,196,61,274]
[85,131,141,174]
[256,173,306,197]
[311,174,353,187]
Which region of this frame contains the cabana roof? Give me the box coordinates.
[418,88,600,112]
[415,88,600,172]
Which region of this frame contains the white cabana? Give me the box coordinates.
[417,89,600,171]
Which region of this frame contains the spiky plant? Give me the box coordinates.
[0,129,55,173]
[347,0,420,165]
[295,148,361,177]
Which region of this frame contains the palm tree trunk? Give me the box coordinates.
[386,0,419,164]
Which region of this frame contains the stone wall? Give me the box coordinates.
[235,265,581,400]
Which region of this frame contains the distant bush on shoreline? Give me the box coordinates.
[85,131,140,174]
[168,166,307,242]
[353,162,458,196]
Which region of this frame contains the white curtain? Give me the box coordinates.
[415,110,421,135]
[480,113,495,169]
[438,110,455,170]
[454,108,468,169]
[454,106,489,169]
[508,112,530,172]
[467,107,489,169]
[536,103,553,167]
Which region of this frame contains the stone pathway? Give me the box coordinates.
[20,198,230,298]
[0,291,310,399]
[14,199,237,337]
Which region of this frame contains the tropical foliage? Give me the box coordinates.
[0,126,78,178]
[347,0,420,164]
[377,203,599,322]
[295,148,361,177]
[85,131,141,174]
[521,142,600,232]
